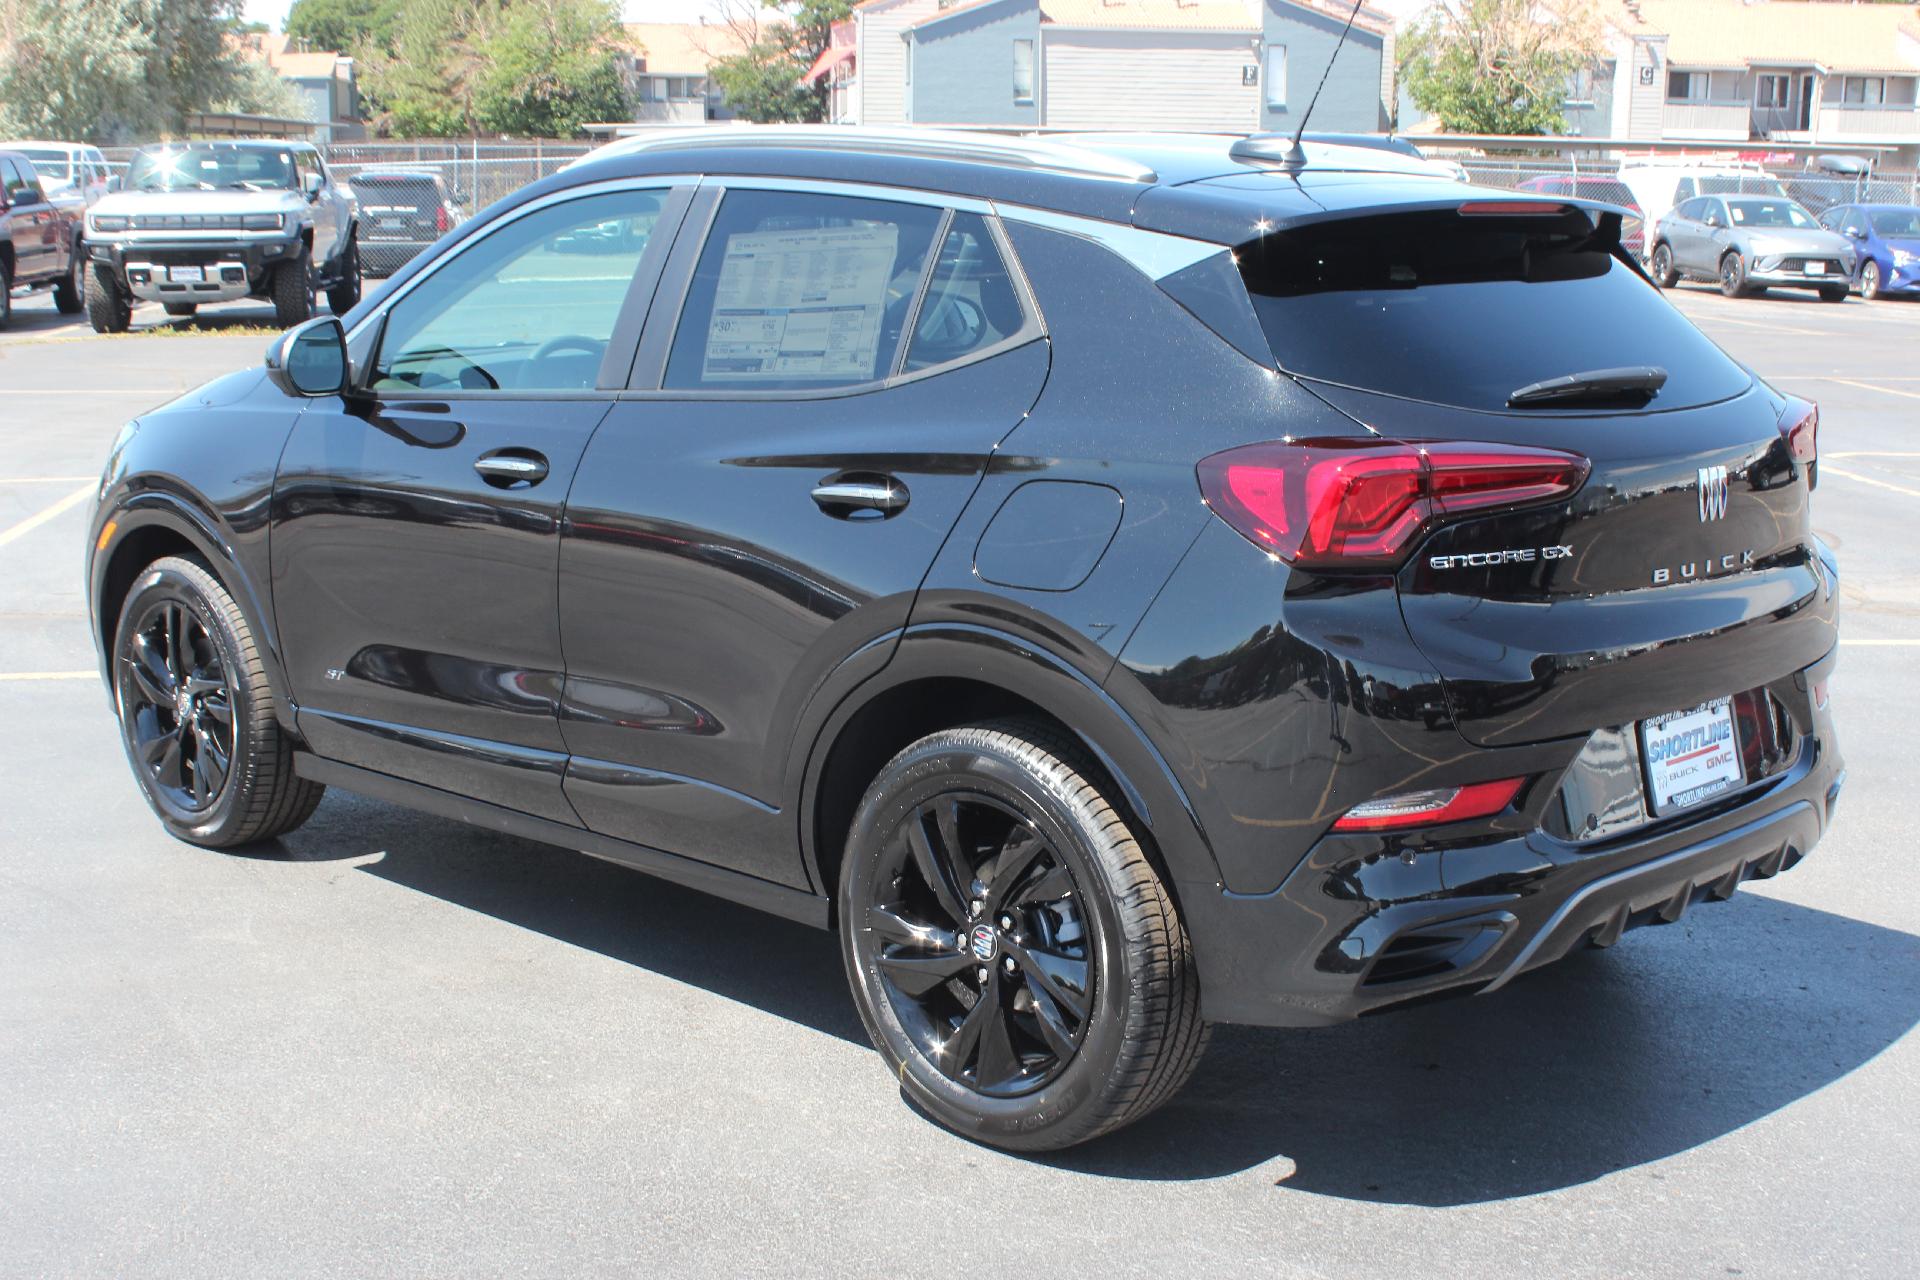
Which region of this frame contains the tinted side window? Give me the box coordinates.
[664,189,942,391]
[373,189,666,393]
[904,213,1025,373]
[2,159,38,202]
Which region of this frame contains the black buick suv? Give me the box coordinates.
[85,129,1843,1151]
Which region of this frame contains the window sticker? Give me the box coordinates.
[701,224,900,382]
[1730,205,1746,224]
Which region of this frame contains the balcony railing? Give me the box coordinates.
[1817,103,1920,139]
[633,100,707,125]
[1662,100,1751,136]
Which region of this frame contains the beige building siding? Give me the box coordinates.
[1627,37,1669,140]
[1042,30,1260,132]
[858,0,943,125]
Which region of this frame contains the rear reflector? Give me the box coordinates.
[436,205,451,234]
[1778,396,1818,487]
[1196,438,1589,568]
[1332,777,1526,832]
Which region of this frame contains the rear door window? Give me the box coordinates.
[1241,207,1750,412]
[663,189,942,392]
[904,212,1027,372]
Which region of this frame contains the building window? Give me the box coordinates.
[1843,76,1885,105]
[1667,70,1707,102]
[1756,75,1790,108]
[1013,39,1034,104]
[1266,44,1287,109]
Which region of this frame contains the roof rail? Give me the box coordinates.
[569,125,1159,184]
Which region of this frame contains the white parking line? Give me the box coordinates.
[1822,377,1920,402]
[0,483,93,549]
[1821,465,1920,499]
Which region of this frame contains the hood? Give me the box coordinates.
[1739,227,1850,254]
[91,188,307,219]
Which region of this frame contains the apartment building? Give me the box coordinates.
[814,0,1395,134]
[1579,0,1920,163]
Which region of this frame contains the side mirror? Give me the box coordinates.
[1846,225,1866,240]
[303,172,323,201]
[265,316,348,397]
[1704,214,1722,228]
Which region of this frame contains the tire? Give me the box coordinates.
[85,262,131,333]
[1650,242,1678,288]
[839,720,1208,1151]
[1861,260,1881,301]
[272,247,315,327]
[326,235,361,315]
[0,257,11,329]
[162,302,198,318]
[1818,285,1848,303]
[52,244,84,314]
[1720,251,1750,298]
[111,555,324,847]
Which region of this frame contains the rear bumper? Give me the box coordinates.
[360,238,433,277]
[1182,656,1843,1028]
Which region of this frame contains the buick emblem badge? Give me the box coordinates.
[1698,464,1729,523]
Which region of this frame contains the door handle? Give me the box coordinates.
[812,474,909,519]
[474,450,549,488]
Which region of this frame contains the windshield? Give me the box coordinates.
[1700,175,1789,199]
[1870,207,1920,237]
[15,149,71,181]
[1240,208,1749,412]
[125,146,296,193]
[1727,198,1816,229]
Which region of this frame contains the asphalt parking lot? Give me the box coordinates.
[2,282,1916,1277]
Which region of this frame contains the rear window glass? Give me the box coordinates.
[1241,208,1750,412]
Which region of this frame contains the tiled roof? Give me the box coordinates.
[1622,0,1920,75]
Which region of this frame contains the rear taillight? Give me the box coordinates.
[1779,396,1817,487]
[436,204,451,234]
[1196,438,1589,568]
[1332,777,1527,832]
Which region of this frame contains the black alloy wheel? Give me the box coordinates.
[858,790,1093,1097]
[841,722,1207,1151]
[1720,251,1748,298]
[1650,242,1676,288]
[118,597,236,813]
[112,556,324,846]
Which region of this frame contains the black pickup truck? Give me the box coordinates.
[0,148,86,327]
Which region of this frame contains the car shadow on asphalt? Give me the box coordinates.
[269,793,1918,1206]
[272,790,868,1046]
[1046,895,1920,1203]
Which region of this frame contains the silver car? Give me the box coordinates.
[1649,194,1855,301]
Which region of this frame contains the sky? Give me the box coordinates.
[242,0,726,34]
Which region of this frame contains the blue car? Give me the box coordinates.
[1818,202,1920,300]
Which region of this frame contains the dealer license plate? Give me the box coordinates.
[1804,261,1829,275]
[168,266,204,284]
[1640,698,1743,815]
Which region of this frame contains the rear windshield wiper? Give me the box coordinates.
[1508,365,1668,408]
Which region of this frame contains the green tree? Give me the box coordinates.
[476,0,629,137]
[356,0,491,136]
[284,0,406,56]
[707,0,850,124]
[1398,0,1606,136]
[0,0,249,141]
[215,55,310,121]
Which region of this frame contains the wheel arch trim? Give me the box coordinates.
[790,619,1224,903]
[90,488,295,734]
